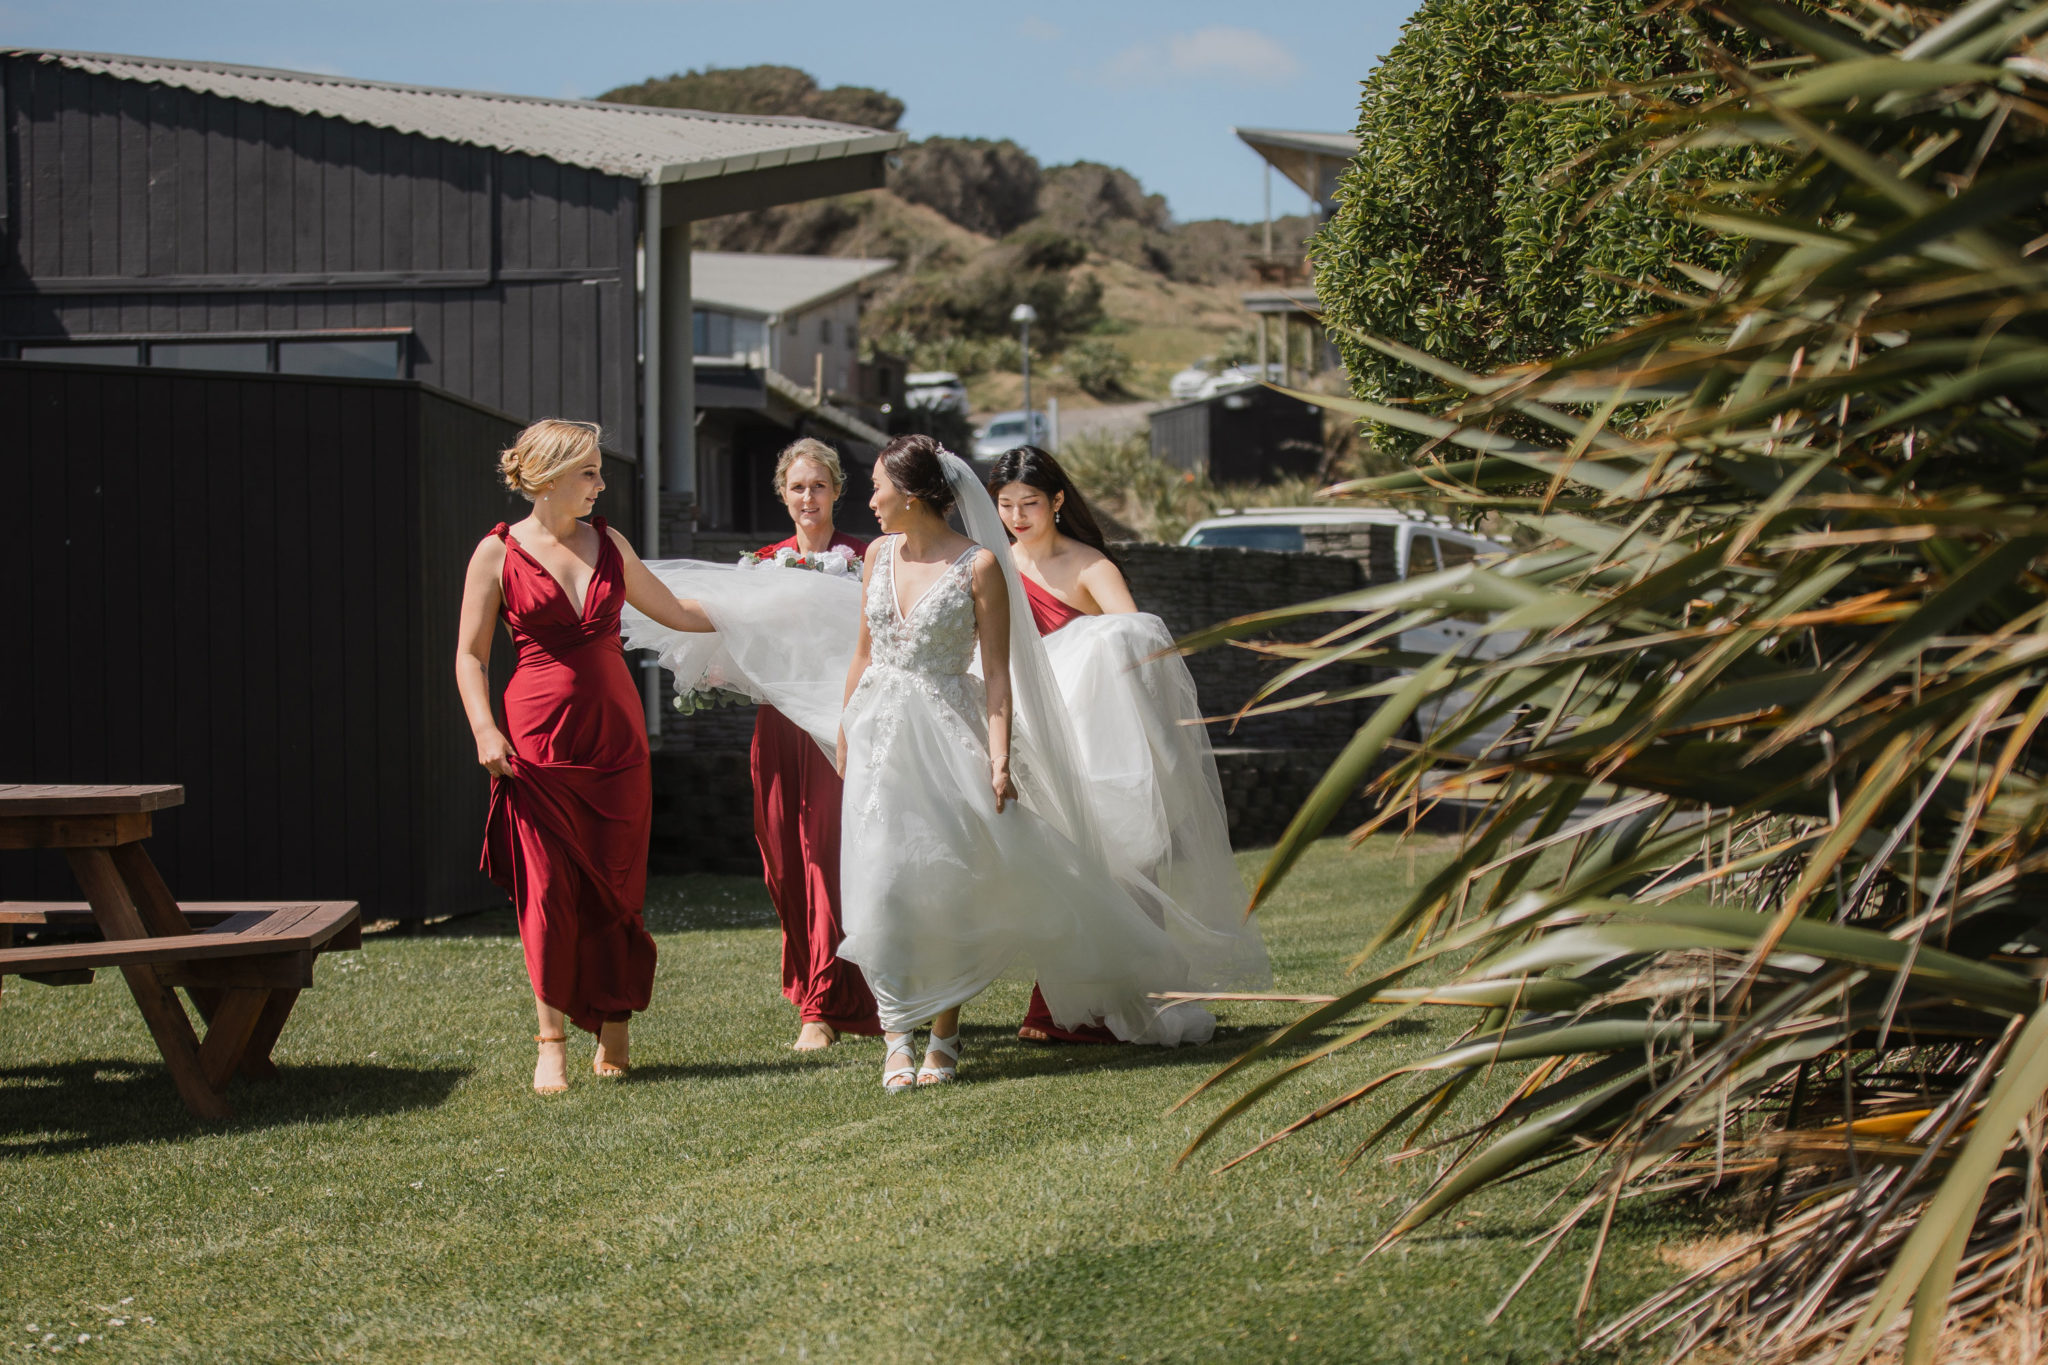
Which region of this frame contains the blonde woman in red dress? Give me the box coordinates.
[745,440,880,1050]
[455,419,713,1094]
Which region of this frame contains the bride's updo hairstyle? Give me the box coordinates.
[876,433,956,517]
[500,418,601,500]
[987,445,1113,559]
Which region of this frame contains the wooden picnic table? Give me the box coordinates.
[0,783,359,1119]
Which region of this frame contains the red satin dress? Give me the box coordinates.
[752,532,881,1036]
[1018,574,1121,1045]
[482,518,657,1036]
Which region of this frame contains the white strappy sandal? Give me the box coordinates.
[917,1031,962,1086]
[882,1031,921,1094]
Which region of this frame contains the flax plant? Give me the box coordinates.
[1175,3,2048,1360]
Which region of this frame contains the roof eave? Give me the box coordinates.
[647,129,906,185]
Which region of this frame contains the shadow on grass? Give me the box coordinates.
[0,1059,470,1158]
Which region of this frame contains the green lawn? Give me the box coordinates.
[1,838,1693,1363]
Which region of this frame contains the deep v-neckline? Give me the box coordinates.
[890,538,974,624]
[505,523,606,620]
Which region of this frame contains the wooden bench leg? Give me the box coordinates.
[237,989,299,1082]
[115,963,231,1121]
[197,990,270,1093]
[107,843,225,1021]
[67,848,232,1120]
[0,924,9,1004]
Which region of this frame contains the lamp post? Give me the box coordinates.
[1010,301,1037,433]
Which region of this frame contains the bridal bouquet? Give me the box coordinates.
[672,685,750,717]
[738,544,859,577]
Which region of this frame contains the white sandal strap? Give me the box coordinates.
[924,1032,961,1062]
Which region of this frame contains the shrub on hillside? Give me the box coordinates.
[889,138,1043,238]
[1061,337,1133,400]
[599,64,902,130]
[1313,0,1779,453]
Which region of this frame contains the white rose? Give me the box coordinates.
[774,547,799,565]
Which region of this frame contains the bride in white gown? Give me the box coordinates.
[834,435,1216,1090]
[619,439,1268,1086]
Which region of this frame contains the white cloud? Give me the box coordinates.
[1100,26,1301,86]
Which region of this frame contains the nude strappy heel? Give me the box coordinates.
[593,1021,629,1077]
[534,1034,569,1094]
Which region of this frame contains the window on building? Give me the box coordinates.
[17,343,140,367]
[276,338,402,379]
[1435,538,1476,569]
[693,309,736,358]
[11,335,406,378]
[149,341,270,373]
[819,318,832,345]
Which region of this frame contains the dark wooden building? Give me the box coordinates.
[0,50,903,914]
[1,359,641,916]
[1149,384,1326,485]
[0,48,904,548]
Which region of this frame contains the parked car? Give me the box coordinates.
[905,371,969,414]
[1180,507,1519,756]
[1196,363,1285,399]
[1169,357,1216,400]
[970,410,1053,461]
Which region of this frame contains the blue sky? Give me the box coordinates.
[4,0,1422,223]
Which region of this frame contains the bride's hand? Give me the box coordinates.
[992,756,1017,813]
[835,728,848,778]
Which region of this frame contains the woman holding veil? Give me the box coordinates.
[988,446,1270,1045]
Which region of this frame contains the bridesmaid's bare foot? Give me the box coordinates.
[594,1020,630,1077]
[792,1022,839,1051]
[534,1034,569,1093]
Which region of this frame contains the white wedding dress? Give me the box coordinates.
[620,453,1268,1039]
[834,536,1210,1041]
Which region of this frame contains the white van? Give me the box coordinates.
[1179,507,1518,756]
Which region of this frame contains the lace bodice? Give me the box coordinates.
[866,539,981,677]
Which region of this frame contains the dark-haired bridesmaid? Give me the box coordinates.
[455,418,713,1093]
[988,444,1137,1044]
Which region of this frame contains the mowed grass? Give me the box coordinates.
[0,838,1694,1364]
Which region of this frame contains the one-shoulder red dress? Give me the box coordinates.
[1018,575,1120,1045]
[482,517,657,1036]
[752,532,881,1036]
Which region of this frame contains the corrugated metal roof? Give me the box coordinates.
[692,252,896,318]
[1232,127,1359,158]
[15,49,906,184]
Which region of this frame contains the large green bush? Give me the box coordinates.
[1313,1,1776,449]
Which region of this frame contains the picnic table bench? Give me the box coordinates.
[0,783,360,1119]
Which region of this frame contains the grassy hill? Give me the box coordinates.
[599,65,1312,409]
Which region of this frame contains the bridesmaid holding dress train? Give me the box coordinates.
[989,445,1141,1045]
[455,418,713,1093]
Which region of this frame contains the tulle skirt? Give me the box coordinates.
[835,661,1213,1043]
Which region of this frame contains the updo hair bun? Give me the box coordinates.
[876,433,956,516]
[499,419,601,500]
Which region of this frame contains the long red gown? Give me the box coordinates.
[752,532,881,1036]
[1018,574,1121,1045]
[481,517,657,1036]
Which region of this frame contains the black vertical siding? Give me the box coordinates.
[0,57,640,453]
[0,359,634,916]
